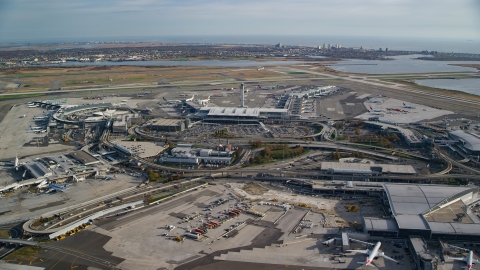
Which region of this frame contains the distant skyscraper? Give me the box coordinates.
[327,43,331,49]
[322,43,327,49]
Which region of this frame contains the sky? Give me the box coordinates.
[0,0,479,43]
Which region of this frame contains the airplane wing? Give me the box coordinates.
[346,249,370,255]
[472,259,480,264]
[350,238,375,247]
[379,253,399,263]
[448,256,466,262]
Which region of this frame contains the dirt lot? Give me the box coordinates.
[242,183,269,195]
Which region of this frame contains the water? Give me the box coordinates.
[326,55,480,74]
[415,78,480,96]
[43,60,303,67]
[5,35,480,54]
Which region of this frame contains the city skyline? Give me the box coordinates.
[0,0,479,43]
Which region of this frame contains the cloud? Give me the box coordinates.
[0,0,478,42]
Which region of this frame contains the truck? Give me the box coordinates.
[195,228,206,234]
[185,233,200,239]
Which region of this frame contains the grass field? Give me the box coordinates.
[4,246,43,262]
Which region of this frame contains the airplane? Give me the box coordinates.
[196,96,210,105]
[19,115,26,118]
[47,183,68,192]
[104,175,116,180]
[369,106,385,112]
[28,104,39,108]
[143,107,153,113]
[185,95,195,102]
[163,97,182,104]
[347,240,399,267]
[403,102,416,109]
[33,116,47,120]
[322,238,337,246]
[367,110,385,116]
[448,245,480,270]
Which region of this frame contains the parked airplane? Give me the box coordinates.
[367,110,385,115]
[47,183,68,192]
[163,97,182,104]
[369,106,385,112]
[347,239,399,267]
[448,245,480,270]
[104,175,116,180]
[185,95,195,102]
[196,96,210,105]
[403,102,416,109]
[19,115,26,118]
[143,107,153,113]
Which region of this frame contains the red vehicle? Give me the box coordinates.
[210,221,220,226]
[173,184,179,189]
[233,208,243,213]
[195,228,205,234]
[228,211,238,217]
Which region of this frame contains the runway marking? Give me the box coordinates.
[349,92,357,95]
[221,101,231,103]
[327,108,335,111]
[49,253,68,270]
[70,256,79,270]
[345,103,355,106]
[338,111,344,114]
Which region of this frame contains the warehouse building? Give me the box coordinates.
[69,150,101,166]
[147,119,185,132]
[320,162,417,176]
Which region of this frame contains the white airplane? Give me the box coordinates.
[104,175,116,180]
[163,97,182,104]
[403,102,416,109]
[449,246,480,270]
[33,116,47,120]
[28,104,39,108]
[144,107,153,113]
[19,115,26,118]
[367,110,385,116]
[185,95,195,102]
[369,106,385,112]
[196,96,210,105]
[347,240,399,267]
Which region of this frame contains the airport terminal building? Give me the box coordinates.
[448,130,480,157]
[195,107,290,124]
[363,183,480,240]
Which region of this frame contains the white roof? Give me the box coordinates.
[198,107,288,117]
[321,162,416,174]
